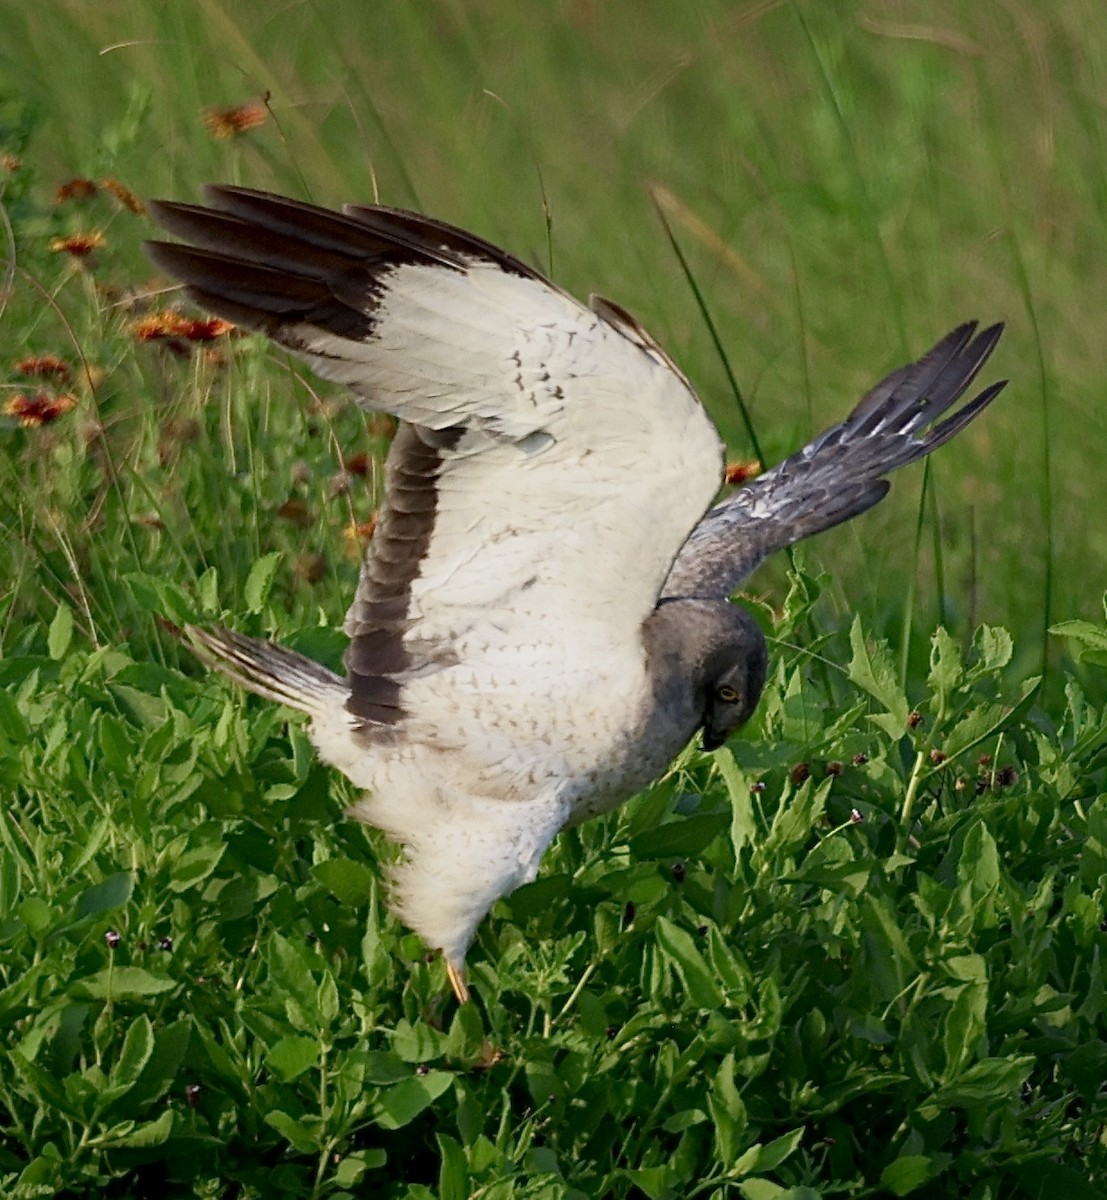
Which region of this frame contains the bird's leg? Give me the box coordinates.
[445,958,471,1004]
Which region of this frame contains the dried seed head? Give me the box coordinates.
[100,176,146,214]
[295,552,327,584]
[790,762,811,786]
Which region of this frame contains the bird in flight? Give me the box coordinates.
[146,187,1005,1003]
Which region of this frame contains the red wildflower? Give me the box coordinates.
[55,178,98,204]
[724,459,762,486]
[14,354,71,381]
[50,231,105,258]
[202,101,267,140]
[132,311,233,343]
[5,391,77,426]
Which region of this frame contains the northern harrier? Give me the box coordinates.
[146,187,1005,1002]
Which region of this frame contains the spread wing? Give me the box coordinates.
[146,187,723,721]
[662,322,1006,600]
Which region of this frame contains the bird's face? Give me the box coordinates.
[699,616,768,751]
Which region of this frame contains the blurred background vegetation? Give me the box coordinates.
[1,0,1104,673]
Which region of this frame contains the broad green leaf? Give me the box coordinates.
[108,1108,174,1148]
[437,1133,469,1200]
[76,872,133,918]
[976,624,1013,672]
[264,1109,318,1153]
[655,916,725,1008]
[847,616,909,732]
[76,967,175,1000]
[374,1070,453,1130]
[736,1180,784,1200]
[110,1015,153,1089]
[621,1166,675,1200]
[165,839,227,893]
[244,551,283,613]
[735,1127,804,1175]
[928,1054,1034,1110]
[130,1019,191,1106]
[880,1154,936,1195]
[708,1052,746,1163]
[334,1150,388,1186]
[268,1035,319,1082]
[628,809,729,859]
[313,857,376,905]
[928,626,962,709]
[717,749,757,853]
[47,602,74,660]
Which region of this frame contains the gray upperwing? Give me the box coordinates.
[662,321,1007,600]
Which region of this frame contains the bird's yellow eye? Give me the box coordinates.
[717,685,739,703]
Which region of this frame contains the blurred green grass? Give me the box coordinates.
[1,0,1104,659]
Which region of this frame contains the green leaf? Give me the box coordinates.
[655,917,725,1008]
[928,1055,1034,1110]
[847,616,909,732]
[268,1035,319,1082]
[108,1108,174,1148]
[313,857,376,905]
[374,1070,453,1129]
[244,551,283,613]
[735,1127,804,1175]
[976,624,1013,672]
[928,626,962,708]
[165,839,227,893]
[76,872,133,918]
[264,1109,319,1153]
[437,1133,469,1200]
[110,1015,154,1089]
[47,602,74,660]
[76,967,175,999]
[717,749,757,853]
[334,1149,388,1186]
[880,1154,936,1195]
[628,809,729,859]
[130,1019,191,1106]
[737,1180,784,1200]
[708,1051,746,1163]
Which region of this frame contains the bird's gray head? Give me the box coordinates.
[644,598,768,753]
[695,604,768,750]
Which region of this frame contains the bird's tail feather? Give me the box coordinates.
[183,624,347,715]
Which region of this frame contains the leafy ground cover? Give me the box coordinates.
[2,2,1106,1196]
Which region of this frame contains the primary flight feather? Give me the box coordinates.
[146,186,1006,1001]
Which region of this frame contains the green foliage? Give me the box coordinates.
[2,3,1107,1195]
[1,589,1105,1197]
